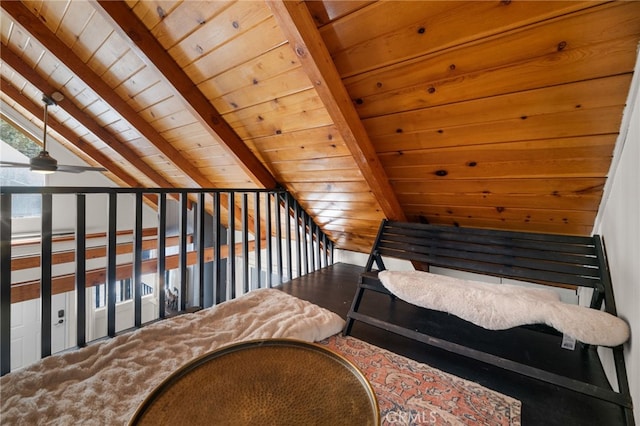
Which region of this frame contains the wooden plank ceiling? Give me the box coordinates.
[1,0,639,253]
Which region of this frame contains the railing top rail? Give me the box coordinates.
[0,187,285,195]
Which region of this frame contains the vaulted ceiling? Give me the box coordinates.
[1,0,639,253]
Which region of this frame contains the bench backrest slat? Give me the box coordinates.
[383,225,598,257]
[381,234,600,267]
[372,220,605,290]
[379,239,600,278]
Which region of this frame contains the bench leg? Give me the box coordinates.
[343,282,366,336]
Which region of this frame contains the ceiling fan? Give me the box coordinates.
[0,92,107,174]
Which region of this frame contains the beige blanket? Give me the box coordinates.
[379,270,629,347]
[0,289,345,425]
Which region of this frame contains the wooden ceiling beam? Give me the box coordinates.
[0,47,175,189]
[94,0,279,189]
[268,1,406,222]
[1,76,146,190]
[1,1,214,190]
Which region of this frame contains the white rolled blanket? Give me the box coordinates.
[378,270,629,347]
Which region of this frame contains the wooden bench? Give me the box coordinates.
[343,219,633,423]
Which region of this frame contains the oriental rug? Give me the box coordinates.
[320,335,521,426]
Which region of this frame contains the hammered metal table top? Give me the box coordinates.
[130,339,379,425]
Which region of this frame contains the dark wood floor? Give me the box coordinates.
[277,263,629,426]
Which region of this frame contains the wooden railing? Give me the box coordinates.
[0,187,333,375]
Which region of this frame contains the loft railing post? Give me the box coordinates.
[242,193,249,294]
[227,192,236,300]
[315,225,321,270]
[275,192,282,285]
[321,233,328,269]
[41,193,53,357]
[75,194,86,347]
[285,194,292,282]
[330,240,334,265]
[301,210,308,276]
[196,193,206,309]
[107,192,117,337]
[213,192,222,304]
[266,193,272,288]
[307,214,314,273]
[133,193,143,327]
[179,193,188,311]
[294,199,301,279]
[0,193,12,375]
[158,193,167,319]
[253,192,261,290]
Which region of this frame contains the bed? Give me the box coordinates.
[0,289,344,424]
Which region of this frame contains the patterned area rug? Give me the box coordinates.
[320,335,521,426]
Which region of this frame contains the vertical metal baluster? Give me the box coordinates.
[316,224,321,270]
[294,199,301,279]
[179,194,188,311]
[242,194,249,294]
[285,194,292,282]
[76,194,86,347]
[133,193,143,327]
[0,193,12,374]
[196,193,205,309]
[307,214,314,274]
[254,193,261,290]
[301,210,308,276]
[41,193,53,356]
[266,193,272,288]
[157,193,167,319]
[275,192,282,285]
[213,192,221,304]
[227,192,235,301]
[322,233,328,268]
[107,192,117,338]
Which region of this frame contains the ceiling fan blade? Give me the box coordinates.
[0,161,31,168]
[3,93,107,174]
[55,164,107,173]
[1,161,106,173]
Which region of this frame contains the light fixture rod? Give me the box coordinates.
[40,93,61,152]
[42,101,49,152]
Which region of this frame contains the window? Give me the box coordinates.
[94,278,156,308]
[93,249,158,308]
[0,117,44,218]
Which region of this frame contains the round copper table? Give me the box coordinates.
[130,339,379,425]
